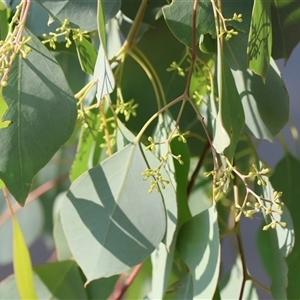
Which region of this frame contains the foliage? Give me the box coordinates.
[0,0,299,299]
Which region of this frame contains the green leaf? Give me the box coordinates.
[248,0,272,81]
[0,261,88,299]
[53,209,72,261]
[272,0,300,62]
[70,109,103,182]
[60,143,166,282]
[164,273,193,300]
[213,56,245,161]
[0,86,10,129]
[257,178,293,299]
[148,242,176,299]
[121,0,165,27]
[163,0,215,48]
[151,112,178,249]
[75,36,98,75]
[170,137,191,228]
[93,42,115,103]
[13,216,37,299]
[36,0,97,31]
[270,153,300,299]
[0,28,77,205]
[177,205,220,299]
[224,32,289,140]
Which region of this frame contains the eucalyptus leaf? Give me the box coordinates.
[13,217,37,299]
[93,42,115,104]
[0,28,77,205]
[271,0,300,62]
[271,154,300,299]
[163,0,215,48]
[61,144,166,282]
[75,36,97,75]
[224,32,289,140]
[163,273,193,300]
[177,205,220,299]
[248,0,272,81]
[213,55,245,160]
[257,177,293,299]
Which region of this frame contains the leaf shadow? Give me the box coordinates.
[67,164,157,268]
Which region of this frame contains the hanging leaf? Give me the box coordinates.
[271,153,300,299]
[0,199,44,265]
[93,42,115,104]
[248,0,272,81]
[0,86,10,129]
[224,32,289,140]
[163,0,215,48]
[0,28,77,205]
[121,0,166,27]
[164,273,193,300]
[70,109,103,182]
[150,112,178,249]
[13,216,37,299]
[60,143,166,282]
[213,55,245,160]
[177,205,220,299]
[75,36,98,75]
[147,242,176,299]
[271,0,300,62]
[257,177,294,299]
[35,0,120,32]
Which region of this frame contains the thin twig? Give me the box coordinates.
[0,173,68,227]
[108,263,143,300]
[187,141,210,197]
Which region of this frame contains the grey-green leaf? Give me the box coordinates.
[163,0,215,48]
[0,28,77,205]
[247,0,272,81]
[213,56,245,160]
[224,32,289,140]
[177,205,220,299]
[60,144,166,282]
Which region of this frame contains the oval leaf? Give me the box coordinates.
[162,0,215,47]
[61,144,166,282]
[0,28,77,205]
[224,32,289,140]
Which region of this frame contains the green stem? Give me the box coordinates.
[134,95,184,143]
[123,0,148,50]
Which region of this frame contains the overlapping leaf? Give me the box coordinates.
[0,28,77,205]
[35,0,120,32]
[224,32,289,140]
[272,0,300,62]
[257,178,294,299]
[163,0,215,48]
[213,55,245,160]
[93,42,115,104]
[271,154,300,299]
[248,0,272,81]
[177,205,220,299]
[60,144,166,282]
